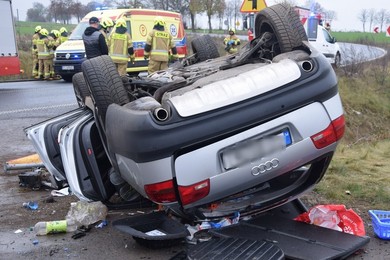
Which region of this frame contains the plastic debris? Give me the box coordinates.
[14,229,23,234]
[34,219,77,235]
[95,220,108,229]
[32,239,39,245]
[51,187,70,197]
[23,201,38,210]
[66,201,108,226]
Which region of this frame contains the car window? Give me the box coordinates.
[69,21,89,40]
[322,28,333,43]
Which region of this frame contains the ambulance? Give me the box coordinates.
[54,9,187,82]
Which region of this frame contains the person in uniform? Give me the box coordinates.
[100,17,115,42]
[49,30,61,79]
[223,28,240,55]
[32,25,41,78]
[82,16,108,59]
[144,16,178,74]
[108,18,134,76]
[36,28,52,80]
[59,27,69,43]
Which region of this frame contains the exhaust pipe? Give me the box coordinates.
[299,60,313,72]
[153,107,169,122]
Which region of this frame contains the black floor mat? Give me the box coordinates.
[210,211,370,260]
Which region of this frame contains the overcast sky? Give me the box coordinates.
[11,0,390,32]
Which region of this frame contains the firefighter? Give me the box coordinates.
[100,17,115,42]
[223,28,240,55]
[49,30,61,79]
[144,16,178,74]
[59,27,68,43]
[32,25,41,78]
[108,18,134,76]
[36,28,52,80]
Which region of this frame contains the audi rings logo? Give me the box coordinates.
[251,158,280,176]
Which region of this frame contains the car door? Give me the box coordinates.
[24,108,87,188]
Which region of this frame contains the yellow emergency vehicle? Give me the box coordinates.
[54,9,187,82]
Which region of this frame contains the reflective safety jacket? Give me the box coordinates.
[37,36,52,60]
[145,29,175,62]
[108,31,133,63]
[32,33,39,55]
[60,32,68,43]
[223,34,240,54]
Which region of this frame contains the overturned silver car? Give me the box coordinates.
[26,4,344,221]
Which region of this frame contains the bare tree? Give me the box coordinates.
[231,0,241,30]
[189,0,204,31]
[273,0,296,7]
[113,0,145,8]
[368,9,375,32]
[323,10,337,24]
[70,1,88,23]
[27,2,47,22]
[215,0,226,30]
[375,9,388,32]
[358,9,368,32]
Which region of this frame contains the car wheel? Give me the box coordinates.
[255,4,307,54]
[61,74,73,82]
[72,72,90,107]
[191,34,220,62]
[81,55,129,125]
[334,52,341,68]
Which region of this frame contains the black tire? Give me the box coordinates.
[72,72,90,107]
[81,55,129,125]
[61,74,73,82]
[334,52,341,68]
[255,4,307,54]
[191,35,220,62]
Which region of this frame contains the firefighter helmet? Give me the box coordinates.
[51,30,60,38]
[154,16,166,27]
[115,18,127,28]
[59,27,68,33]
[35,25,42,33]
[101,17,114,28]
[40,28,49,36]
[229,28,235,34]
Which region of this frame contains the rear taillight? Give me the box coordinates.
[311,115,345,149]
[178,179,210,206]
[144,180,177,203]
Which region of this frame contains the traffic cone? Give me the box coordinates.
[6,153,42,164]
[4,154,44,172]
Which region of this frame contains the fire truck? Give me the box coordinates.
[0,0,21,77]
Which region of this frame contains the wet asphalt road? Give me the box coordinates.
[0,80,185,259]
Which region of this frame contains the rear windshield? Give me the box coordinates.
[69,21,89,40]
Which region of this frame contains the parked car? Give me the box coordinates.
[26,4,344,222]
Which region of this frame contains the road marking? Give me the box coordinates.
[0,103,76,115]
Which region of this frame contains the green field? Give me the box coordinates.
[14,21,75,36]
[331,31,390,45]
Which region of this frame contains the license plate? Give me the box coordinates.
[62,66,74,70]
[221,129,291,170]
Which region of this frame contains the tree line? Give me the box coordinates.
[357,8,390,33]
[26,0,339,33]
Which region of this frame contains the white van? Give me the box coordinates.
[307,23,341,67]
[294,7,341,67]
